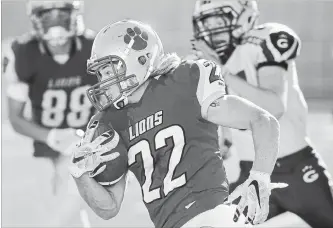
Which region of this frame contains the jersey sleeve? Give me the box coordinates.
[192,59,226,119]
[82,29,96,40]
[2,38,29,102]
[259,23,301,64]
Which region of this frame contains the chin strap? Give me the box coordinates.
[113,95,128,109]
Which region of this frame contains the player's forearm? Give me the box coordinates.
[9,116,49,142]
[73,173,119,220]
[250,111,280,174]
[225,74,285,119]
[205,95,279,172]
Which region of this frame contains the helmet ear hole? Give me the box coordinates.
[248,16,252,23]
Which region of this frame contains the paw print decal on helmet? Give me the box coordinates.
[124,26,148,51]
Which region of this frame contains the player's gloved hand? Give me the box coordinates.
[46,128,82,155]
[225,170,288,225]
[68,120,120,179]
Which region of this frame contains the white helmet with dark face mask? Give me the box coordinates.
[86,19,164,111]
[27,0,84,47]
[193,0,259,63]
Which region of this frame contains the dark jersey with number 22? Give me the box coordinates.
[100,60,229,228]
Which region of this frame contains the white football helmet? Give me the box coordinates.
[27,0,84,46]
[193,0,259,63]
[86,19,164,110]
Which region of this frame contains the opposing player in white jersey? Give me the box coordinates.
[192,0,333,227]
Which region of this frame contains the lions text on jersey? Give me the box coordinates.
[96,60,229,228]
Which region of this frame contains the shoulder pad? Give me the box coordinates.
[259,23,301,62]
[194,59,224,83]
[82,29,96,40]
[192,59,226,118]
[15,32,38,45]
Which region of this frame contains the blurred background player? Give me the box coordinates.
[192,0,333,227]
[2,0,96,226]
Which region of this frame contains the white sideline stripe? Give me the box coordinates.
[80,209,91,228]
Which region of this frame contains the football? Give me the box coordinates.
[90,112,128,186]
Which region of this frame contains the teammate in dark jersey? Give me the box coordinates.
[3,0,96,204]
[69,20,282,227]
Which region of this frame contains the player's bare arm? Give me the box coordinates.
[3,43,50,142]
[73,173,126,220]
[7,95,78,154]
[223,65,287,119]
[69,115,129,220]
[4,39,81,154]
[194,57,282,224]
[206,95,284,224]
[205,95,279,174]
[194,59,279,173]
[6,74,79,155]
[8,97,50,142]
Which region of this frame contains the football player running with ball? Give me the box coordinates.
[69,19,284,227]
[3,0,96,226]
[191,0,333,227]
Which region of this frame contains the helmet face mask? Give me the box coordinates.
[87,56,139,111]
[27,1,84,47]
[37,8,73,46]
[193,0,259,63]
[86,19,164,111]
[194,11,236,59]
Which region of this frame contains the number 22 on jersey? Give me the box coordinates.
[41,85,92,128]
[128,125,187,203]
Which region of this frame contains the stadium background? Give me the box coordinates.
[1,0,333,227]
